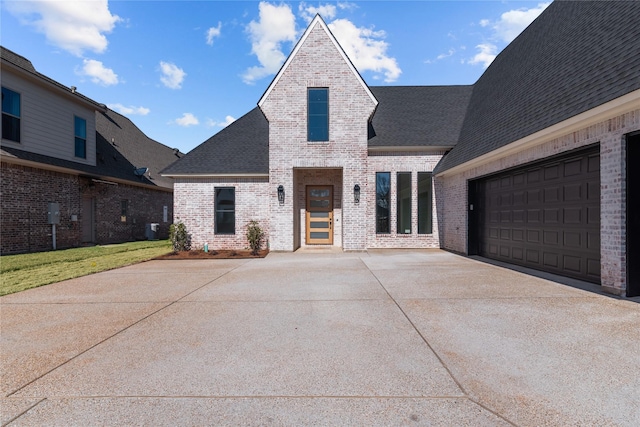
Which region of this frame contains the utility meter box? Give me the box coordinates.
[47,202,61,224]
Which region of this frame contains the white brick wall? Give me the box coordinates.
[366,152,445,249]
[440,109,640,295]
[260,22,376,251]
[174,177,270,251]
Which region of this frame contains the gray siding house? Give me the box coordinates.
[1,47,182,253]
[162,2,640,297]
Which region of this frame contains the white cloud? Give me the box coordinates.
[242,2,297,84]
[206,22,222,45]
[329,19,401,82]
[299,2,337,23]
[108,103,150,116]
[468,43,498,68]
[4,0,121,56]
[159,61,186,89]
[469,2,550,68]
[173,113,199,127]
[437,49,456,60]
[206,115,236,128]
[79,59,119,85]
[490,2,551,43]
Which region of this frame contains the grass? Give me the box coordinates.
[0,240,172,296]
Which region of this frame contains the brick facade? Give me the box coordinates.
[1,162,173,254]
[260,21,376,251]
[440,109,640,295]
[173,177,270,251]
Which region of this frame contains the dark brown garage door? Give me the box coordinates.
[470,146,600,283]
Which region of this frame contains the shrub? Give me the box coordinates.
[169,222,191,253]
[246,220,265,255]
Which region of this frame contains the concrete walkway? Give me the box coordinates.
[1,250,638,426]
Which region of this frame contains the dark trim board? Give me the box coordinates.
[468,145,601,284]
[627,132,640,297]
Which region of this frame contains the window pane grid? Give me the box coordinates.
[74,116,87,158]
[418,172,433,234]
[2,87,21,142]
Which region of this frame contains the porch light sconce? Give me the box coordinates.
[277,185,285,205]
[354,184,361,204]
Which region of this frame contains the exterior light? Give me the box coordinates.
[277,185,285,205]
[354,184,361,204]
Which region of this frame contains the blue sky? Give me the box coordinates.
[1,1,550,153]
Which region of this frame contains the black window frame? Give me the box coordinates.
[74,115,87,159]
[396,172,412,234]
[2,86,21,143]
[376,172,391,234]
[215,187,236,235]
[418,172,433,234]
[307,87,329,142]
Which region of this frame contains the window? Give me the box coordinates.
[121,200,128,222]
[215,187,235,234]
[74,116,87,158]
[418,172,433,234]
[376,172,390,233]
[397,172,412,234]
[308,88,328,141]
[2,87,21,142]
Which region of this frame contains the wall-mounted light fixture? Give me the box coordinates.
[354,184,361,204]
[277,185,285,205]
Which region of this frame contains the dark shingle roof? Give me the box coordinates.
[95,109,183,188]
[161,107,269,175]
[368,86,472,148]
[435,1,640,174]
[1,46,36,72]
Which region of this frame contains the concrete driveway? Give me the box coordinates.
[1,249,639,426]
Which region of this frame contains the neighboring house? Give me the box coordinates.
[1,46,182,254]
[162,2,640,297]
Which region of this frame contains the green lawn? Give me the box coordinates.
[0,240,172,296]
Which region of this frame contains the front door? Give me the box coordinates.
[306,186,333,245]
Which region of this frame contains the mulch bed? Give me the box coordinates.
[155,249,269,260]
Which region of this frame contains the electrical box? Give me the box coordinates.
[47,203,61,224]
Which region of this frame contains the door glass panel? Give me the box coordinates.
[310,232,329,239]
[310,189,330,197]
[310,199,330,208]
[310,211,329,218]
[310,222,329,228]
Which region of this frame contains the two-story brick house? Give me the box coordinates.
[1,47,182,254]
[162,2,640,297]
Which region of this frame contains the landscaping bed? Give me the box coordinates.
[155,249,269,260]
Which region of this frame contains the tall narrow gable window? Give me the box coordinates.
[215,187,235,234]
[308,88,328,141]
[2,87,21,142]
[74,116,87,158]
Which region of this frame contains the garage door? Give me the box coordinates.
[470,146,600,283]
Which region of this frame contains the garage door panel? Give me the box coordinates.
[474,146,600,283]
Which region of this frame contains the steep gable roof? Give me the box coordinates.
[435,1,640,174]
[258,14,377,109]
[368,86,472,149]
[161,107,269,176]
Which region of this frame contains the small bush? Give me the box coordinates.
[169,222,191,252]
[246,220,265,255]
